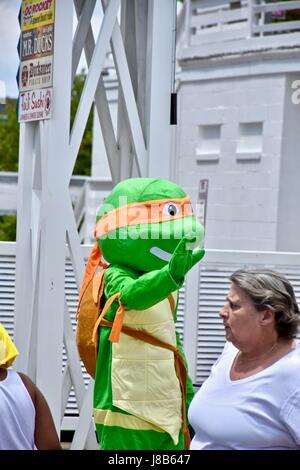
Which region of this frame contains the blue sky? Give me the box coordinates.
[0,0,21,99]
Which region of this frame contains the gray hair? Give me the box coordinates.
[230,268,300,339]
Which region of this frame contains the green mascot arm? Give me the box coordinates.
[104,264,182,311]
[104,235,205,311]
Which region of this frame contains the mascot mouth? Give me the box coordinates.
[150,247,172,261]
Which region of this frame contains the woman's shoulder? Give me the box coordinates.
[283,340,300,363]
[275,341,300,383]
[287,341,300,365]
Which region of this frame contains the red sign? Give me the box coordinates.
[18,87,52,122]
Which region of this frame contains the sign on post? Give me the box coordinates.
[18,0,55,122]
[198,179,209,228]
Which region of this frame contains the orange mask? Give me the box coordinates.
[94,196,193,240]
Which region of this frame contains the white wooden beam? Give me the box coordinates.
[74,0,120,183]
[66,197,85,288]
[15,0,178,448]
[109,8,147,175]
[69,0,121,182]
[14,123,37,374]
[61,365,72,418]
[71,381,96,450]
[134,0,148,133]
[145,0,176,178]
[116,1,136,180]
[63,305,98,449]
[33,0,73,429]
[72,0,97,81]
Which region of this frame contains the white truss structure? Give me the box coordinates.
[14,0,177,449]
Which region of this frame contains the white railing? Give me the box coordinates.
[185,0,300,47]
[1,240,300,443]
[1,240,300,386]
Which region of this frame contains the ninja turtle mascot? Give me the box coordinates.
[76,178,205,450]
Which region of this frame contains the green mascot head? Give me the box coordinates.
[95,178,204,272]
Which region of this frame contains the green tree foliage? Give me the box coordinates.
[0,216,16,241]
[0,98,19,172]
[0,71,93,240]
[71,70,93,176]
[0,71,93,175]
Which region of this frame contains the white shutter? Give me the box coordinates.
[197,266,231,384]
[0,246,16,339]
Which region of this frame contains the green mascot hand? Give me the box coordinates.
[168,233,205,284]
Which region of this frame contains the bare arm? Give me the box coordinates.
[19,373,62,450]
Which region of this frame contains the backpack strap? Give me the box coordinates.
[94,293,176,348]
[92,292,125,348]
[76,243,108,317]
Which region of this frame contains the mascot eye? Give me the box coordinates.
[163,202,179,217]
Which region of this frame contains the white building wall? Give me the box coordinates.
[176,68,300,251]
[277,73,300,251]
[174,0,300,252]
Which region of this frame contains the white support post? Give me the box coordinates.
[35,0,74,429]
[116,0,136,180]
[145,0,177,179]
[14,122,37,373]
[134,0,148,134]
[63,304,97,449]
[72,0,97,81]
[109,1,147,177]
[14,0,178,449]
[248,0,254,38]
[14,0,74,430]
[184,0,191,47]
[74,0,120,184]
[69,0,121,182]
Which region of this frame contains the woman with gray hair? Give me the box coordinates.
[188,268,300,450]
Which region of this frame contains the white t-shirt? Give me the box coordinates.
[188,341,300,450]
[0,369,35,450]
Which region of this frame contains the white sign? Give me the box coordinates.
[198,179,209,227]
[18,87,52,122]
[19,55,53,92]
[21,24,54,62]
